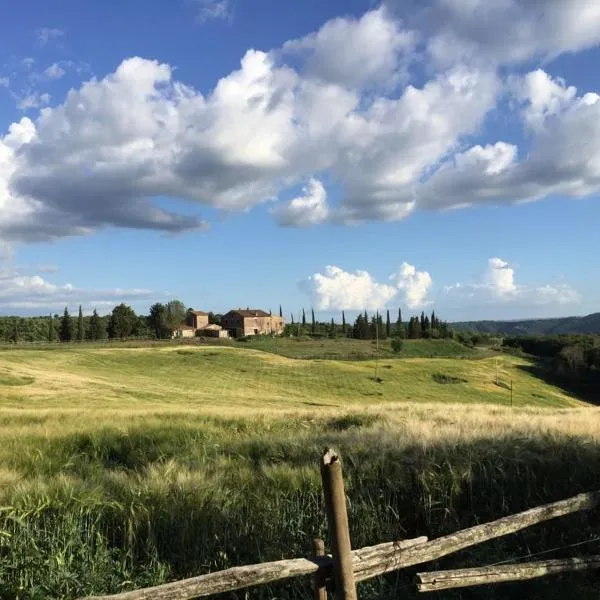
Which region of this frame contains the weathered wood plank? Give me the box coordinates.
[81,538,427,600]
[80,490,600,599]
[417,556,600,592]
[321,448,357,600]
[354,490,600,581]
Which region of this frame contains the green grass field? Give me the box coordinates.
[0,341,599,599]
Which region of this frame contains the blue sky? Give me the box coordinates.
[1,0,600,321]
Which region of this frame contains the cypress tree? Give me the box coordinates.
[89,309,105,341]
[395,308,404,337]
[385,310,391,338]
[59,307,73,342]
[342,311,346,335]
[302,309,306,326]
[290,313,295,325]
[279,305,283,318]
[420,311,426,335]
[48,314,54,342]
[362,310,370,339]
[311,308,315,334]
[77,305,84,342]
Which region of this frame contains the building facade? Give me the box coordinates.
[221,309,284,338]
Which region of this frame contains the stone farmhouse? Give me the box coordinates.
[221,309,284,338]
[174,308,284,339]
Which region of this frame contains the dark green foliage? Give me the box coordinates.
[88,309,106,341]
[48,314,55,342]
[148,303,170,339]
[386,310,391,338]
[279,305,283,318]
[302,309,306,326]
[432,372,468,384]
[311,308,315,334]
[77,305,85,342]
[163,300,186,333]
[107,304,137,339]
[391,338,403,353]
[342,311,347,335]
[59,307,73,342]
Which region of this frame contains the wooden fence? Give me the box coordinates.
[80,449,600,600]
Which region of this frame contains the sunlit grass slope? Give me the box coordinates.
[0,344,580,410]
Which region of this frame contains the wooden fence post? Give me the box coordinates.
[312,538,328,600]
[320,449,358,600]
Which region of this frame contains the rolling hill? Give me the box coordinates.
[453,312,600,335]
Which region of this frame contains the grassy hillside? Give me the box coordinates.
[453,312,600,335]
[0,345,598,599]
[235,336,481,359]
[0,344,578,409]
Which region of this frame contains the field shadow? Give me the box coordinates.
[516,360,600,406]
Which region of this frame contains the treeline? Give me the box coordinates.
[503,335,600,380]
[0,300,192,343]
[283,309,453,340]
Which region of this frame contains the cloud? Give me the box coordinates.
[444,257,580,307]
[417,71,600,211]
[43,63,66,80]
[302,261,432,310]
[282,6,416,89]
[0,5,599,242]
[0,77,9,88]
[0,262,163,312]
[16,91,51,111]
[391,262,433,308]
[484,258,517,296]
[36,28,64,46]
[302,265,398,310]
[195,0,232,23]
[272,178,329,227]
[387,0,600,68]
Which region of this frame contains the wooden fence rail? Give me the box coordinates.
[80,450,600,600]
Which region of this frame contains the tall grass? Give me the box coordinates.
[1,405,600,599]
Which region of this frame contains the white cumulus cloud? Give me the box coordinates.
[444,257,580,308]
[302,261,432,310]
[0,3,599,242]
[272,178,329,227]
[391,262,433,308]
[302,266,398,310]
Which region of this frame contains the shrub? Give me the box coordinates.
[391,338,404,353]
[432,372,468,384]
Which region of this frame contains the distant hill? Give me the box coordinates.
[452,313,600,335]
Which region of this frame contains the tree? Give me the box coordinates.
[391,338,404,353]
[77,305,85,342]
[420,311,426,336]
[342,311,347,336]
[89,309,105,341]
[385,310,391,338]
[149,303,169,339]
[290,313,295,325]
[59,307,73,342]
[279,305,283,318]
[108,304,137,339]
[302,309,306,326]
[311,308,316,334]
[48,314,55,342]
[164,300,186,334]
[408,316,420,339]
[395,308,404,337]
